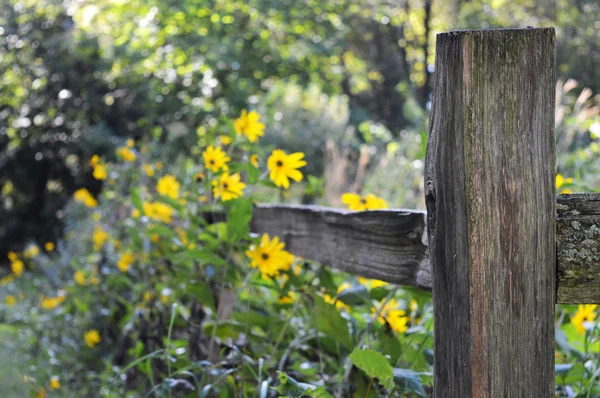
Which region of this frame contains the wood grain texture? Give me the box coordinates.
[424,28,555,397]
[557,193,600,303]
[251,204,431,289]
[248,202,598,304]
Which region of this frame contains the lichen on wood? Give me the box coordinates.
[557,193,600,303]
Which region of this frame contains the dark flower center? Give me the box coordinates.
[209,159,215,165]
[261,253,269,260]
[276,160,283,167]
[223,183,229,189]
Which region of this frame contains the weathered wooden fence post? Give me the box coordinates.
[425,28,556,396]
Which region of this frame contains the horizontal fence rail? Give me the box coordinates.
[247,193,600,304]
[557,193,600,303]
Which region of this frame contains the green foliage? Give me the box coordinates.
[0,117,435,397]
[349,348,394,389]
[312,295,353,350]
[272,371,333,398]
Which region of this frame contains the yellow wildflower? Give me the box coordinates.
[246,234,292,277]
[45,242,55,251]
[267,150,306,189]
[11,260,24,276]
[202,146,231,173]
[143,292,153,302]
[176,227,189,245]
[7,251,18,261]
[142,164,155,177]
[37,388,46,398]
[212,172,246,201]
[387,311,409,333]
[24,244,40,259]
[250,154,259,168]
[281,251,295,271]
[194,172,206,182]
[233,109,265,142]
[156,174,180,199]
[93,163,107,180]
[219,135,232,145]
[292,263,302,276]
[337,282,352,294]
[126,138,134,148]
[150,233,160,243]
[74,188,98,208]
[5,295,16,306]
[341,193,387,211]
[571,304,598,334]
[155,162,163,170]
[199,195,208,203]
[49,376,60,390]
[278,292,295,305]
[116,146,136,162]
[74,271,87,285]
[371,298,409,333]
[324,293,351,312]
[40,292,66,310]
[84,329,101,347]
[117,252,135,272]
[132,208,141,218]
[89,155,100,167]
[409,299,418,312]
[160,289,171,303]
[1,274,15,285]
[358,277,388,289]
[556,174,574,194]
[372,298,401,324]
[92,225,109,251]
[143,201,173,223]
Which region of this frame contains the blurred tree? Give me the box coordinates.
[0,1,142,261]
[2,0,600,261]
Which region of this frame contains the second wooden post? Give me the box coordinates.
[425,28,556,396]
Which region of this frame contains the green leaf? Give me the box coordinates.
[369,286,389,301]
[271,371,331,398]
[247,163,259,184]
[377,327,403,365]
[353,374,376,398]
[392,368,426,396]
[337,283,369,305]
[185,280,215,310]
[316,267,337,293]
[226,196,253,242]
[307,386,333,398]
[561,363,586,385]
[349,348,394,389]
[195,248,229,268]
[131,187,143,210]
[312,295,352,350]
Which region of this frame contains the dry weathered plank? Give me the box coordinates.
[247,201,598,304]
[251,204,431,289]
[424,28,555,397]
[557,193,600,303]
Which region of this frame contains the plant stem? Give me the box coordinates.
[365,377,374,398]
